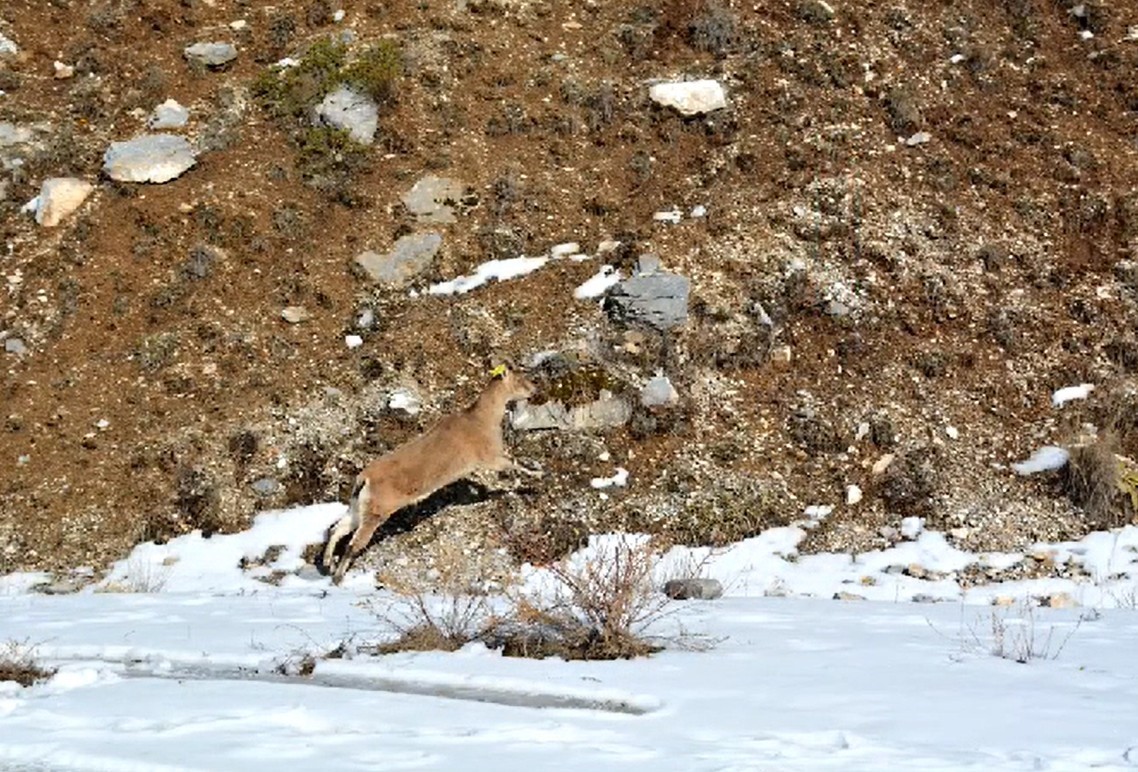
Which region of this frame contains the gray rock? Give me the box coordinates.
[641,375,679,407]
[355,232,442,286]
[251,478,282,496]
[148,99,190,130]
[663,578,724,600]
[401,175,464,224]
[606,267,691,331]
[356,307,376,330]
[102,134,196,183]
[184,42,238,67]
[510,392,632,432]
[0,122,34,147]
[312,85,378,144]
[34,177,94,227]
[0,33,17,57]
[4,338,27,355]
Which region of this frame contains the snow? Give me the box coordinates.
[1051,383,1094,407]
[574,265,621,299]
[429,255,550,295]
[1012,445,1071,476]
[589,467,629,489]
[3,507,1138,769]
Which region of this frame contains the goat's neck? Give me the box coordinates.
[470,382,512,421]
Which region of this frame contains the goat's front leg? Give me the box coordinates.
[332,512,388,585]
[486,452,543,479]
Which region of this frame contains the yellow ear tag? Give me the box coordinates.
[490,364,507,378]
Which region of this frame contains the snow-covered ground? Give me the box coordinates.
[2,504,1138,771]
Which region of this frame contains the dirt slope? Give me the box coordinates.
[1,0,1136,580]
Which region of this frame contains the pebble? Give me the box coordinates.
[0,33,17,57]
[846,484,863,505]
[833,591,865,601]
[663,578,724,601]
[34,177,94,227]
[640,374,679,407]
[5,337,27,355]
[148,99,190,130]
[345,334,363,348]
[102,134,196,183]
[184,42,238,67]
[281,306,311,324]
[53,61,74,79]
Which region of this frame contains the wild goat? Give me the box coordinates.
[324,366,539,584]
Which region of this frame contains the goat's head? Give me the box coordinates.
[491,364,537,402]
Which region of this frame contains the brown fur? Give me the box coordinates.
[325,368,538,584]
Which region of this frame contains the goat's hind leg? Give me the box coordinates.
[323,510,356,574]
[332,510,389,585]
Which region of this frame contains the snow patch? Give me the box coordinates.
[1051,383,1094,407]
[573,265,621,299]
[1011,445,1070,476]
[428,256,548,295]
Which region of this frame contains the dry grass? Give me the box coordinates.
[934,600,1083,664]
[0,640,56,687]
[94,557,171,593]
[1063,432,1126,529]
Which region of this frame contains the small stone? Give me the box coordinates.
[550,242,580,258]
[690,204,707,218]
[663,578,724,600]
[846,484,863,505]
[770,345,793,364]
[871,453,896,475]
[641,375,679,407]
[148,99,190,130]
[102,134,196,183]
[345,334,363,349]
[636,253,661,275]
[0,33,17,57]
[229,20,248,30]
[5,337,27,355]
[991,596,1017,607]
[251,478,281,496]
[1041,592,1079,609]
[53,61,74,79]
[355,232,442,286]
[388,387,422,415]
[333,9,346,21]
[911,594,942,604]
[905,131,931,147]
[649,79,727,116]
[356,308,376,330]
[281,306,311,324]
[34,178,94,227]
[184,42,238,67]
[905,563,930,580]
[401,176,464,223]
[312,85,378,144]
[945,425,959,440]
[833,591,865,601]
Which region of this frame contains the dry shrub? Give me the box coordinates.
[1062,432,1125,529]
[366,539,493,654]
[0,641,55,687]
[485,537,667,660]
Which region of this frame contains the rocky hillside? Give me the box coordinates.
[1,0,1137,583]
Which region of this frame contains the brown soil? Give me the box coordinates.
[2,0,1137,578]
